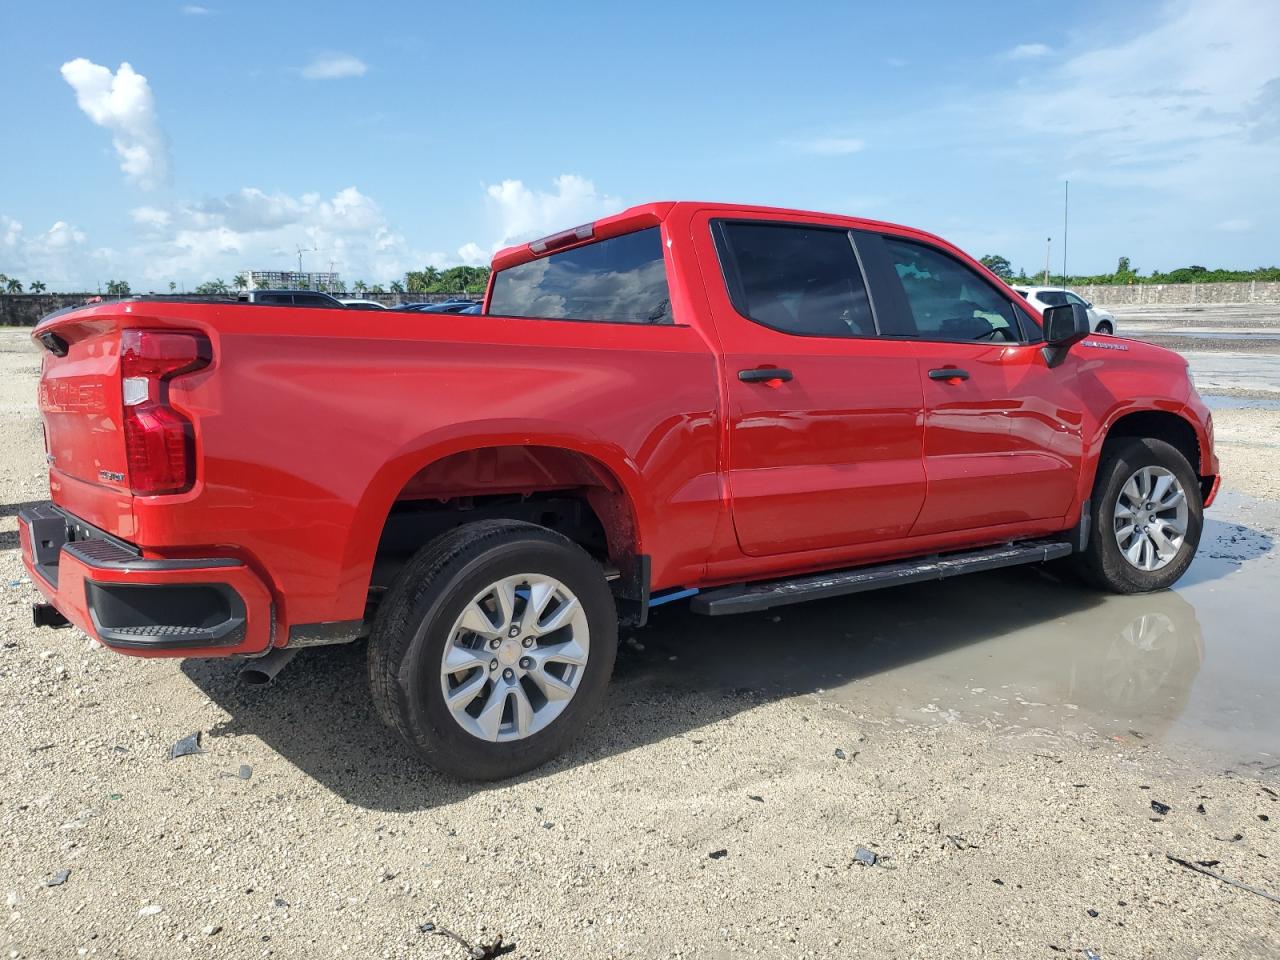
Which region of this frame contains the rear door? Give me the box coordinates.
[863,233,1083,537]
[694,213,927,557]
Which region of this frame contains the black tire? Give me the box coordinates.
[1073,437,1202,594]
[1096,321,1113,335]
[367,520,617,780]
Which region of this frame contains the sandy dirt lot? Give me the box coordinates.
[2,320,1278,960]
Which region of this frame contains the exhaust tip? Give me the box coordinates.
[238,647,297,686]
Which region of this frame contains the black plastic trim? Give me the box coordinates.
[64,538,239,571]
[287,619,364,648]
[613,554,652,628]
[86,580,247,650]
[691,539,1073,616]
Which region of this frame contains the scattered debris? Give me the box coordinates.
[945,835,977,851]
[1197,860,1221,868]
[1084,950,1102,960]
[708,849,728,860]
[1166,853,1280,905]
[1262,786,1278,800]
[834,748,847,760]
[1151,800,1172,816]
[1087,909,1100,918]
[540,821,554,830]
[1260,814,1271,822]
[853,847,877,867]
[202,925,222,936]
[238,764,252,780]
[138,904,162,917]
[169,732,203,759]
[45,869,70,887]
[747,795,764,803]
[420,922,515,959]
[1196,803,1206,814]
[7,890,22,908]
[992,878,1005,886]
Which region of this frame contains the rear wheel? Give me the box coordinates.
[368,520,617,780]
[1096,320,1114,335]
[1074,437,1202,593]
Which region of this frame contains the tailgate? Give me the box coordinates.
[34,312,134,538]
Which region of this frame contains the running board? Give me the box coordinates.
[690,539,1072,616]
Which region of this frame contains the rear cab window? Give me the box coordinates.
[712,220,877,338]
[488,227,672,324]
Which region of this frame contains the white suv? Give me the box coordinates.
[1014,286,1116,335]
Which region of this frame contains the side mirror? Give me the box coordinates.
[1041,302,1090,367]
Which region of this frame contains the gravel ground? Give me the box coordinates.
[2,325,1279,960]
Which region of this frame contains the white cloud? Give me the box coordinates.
[60,58,170,189]
[131,206,172,228]
[785,136,866,156]
[456,242,489,265]
[181,4,212,13]
[0,215,100,287]
[481,174,623,251]
[1002,43,1052,60]
[1214,217,1253,232]
[300,53,367,80]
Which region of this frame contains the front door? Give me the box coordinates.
[695,214,928,557]
[865,233,1084,537]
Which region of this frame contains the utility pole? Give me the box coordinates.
[296,244,318,287]
[1062,180,1069,287]
[1043,237,1051,286]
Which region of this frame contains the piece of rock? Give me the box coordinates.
[138,904,162,917]
[202,925,222,936]
[1150,800,1172,816]
[238,764,252,780]
[708,849,728,860]
[854,847,877,867]
[169,732,203,759]
[46,869,70,887]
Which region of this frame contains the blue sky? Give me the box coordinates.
[2,0,1277,291]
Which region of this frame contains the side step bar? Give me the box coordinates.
[690,539,1072,616]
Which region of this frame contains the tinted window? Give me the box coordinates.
[1039,290,1069,307]
[883,238,1022,343]
[255,293,292,305]
[1064,291,1088,307]
[294,293,337,307]
[489,227,672,324]
[716,222,875,337]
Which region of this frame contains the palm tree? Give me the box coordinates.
[30,281,46,293]
[169,281,177,293]
[353,280,368,294]
[390,280,404,294]
[233,274,247,291]
[5,278,22,294]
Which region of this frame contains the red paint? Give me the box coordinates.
[23,202,1219,658]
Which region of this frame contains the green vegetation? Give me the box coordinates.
[104,280,131,296]
[404,265,490,294]
[986,254,1280,287]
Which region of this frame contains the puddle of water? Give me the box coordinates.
[622,491,1280,768]
[1203,393,1280,412]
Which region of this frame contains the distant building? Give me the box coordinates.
[244,270,341,292]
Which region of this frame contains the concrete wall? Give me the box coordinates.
[0,292,475,326]
[1074,281,1280,306]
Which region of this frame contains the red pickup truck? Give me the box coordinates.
[22,201,1219,779]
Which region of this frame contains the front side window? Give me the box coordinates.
[715,221,876,338]
[488,227,672,324]
[883,238,1023,343]
[1064,292,1089,308]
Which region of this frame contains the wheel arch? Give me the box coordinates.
[337,423,650,616]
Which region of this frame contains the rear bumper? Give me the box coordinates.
[18,502,274,658]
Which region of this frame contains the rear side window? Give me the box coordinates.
[715,221,876,338]
[882,237,1023,343]
[1039,290,1069,307]
[489,227,672,324]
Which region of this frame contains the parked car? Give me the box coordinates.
[394,299,481,314]
[338,298,389,310]
[459,303,482,314]
[236,289,346,308]
[23,201,1216,780]
[1014,286,1117,335]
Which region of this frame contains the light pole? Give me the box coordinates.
[1043,237,1051,286]
[1062,180,1070,287]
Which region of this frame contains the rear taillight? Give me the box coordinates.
[120,329,211,495]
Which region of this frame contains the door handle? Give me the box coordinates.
[928,367,970,382]
[738,367,794,384]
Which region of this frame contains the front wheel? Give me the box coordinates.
[368,520,617,780]
[1074,437,1202,594]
